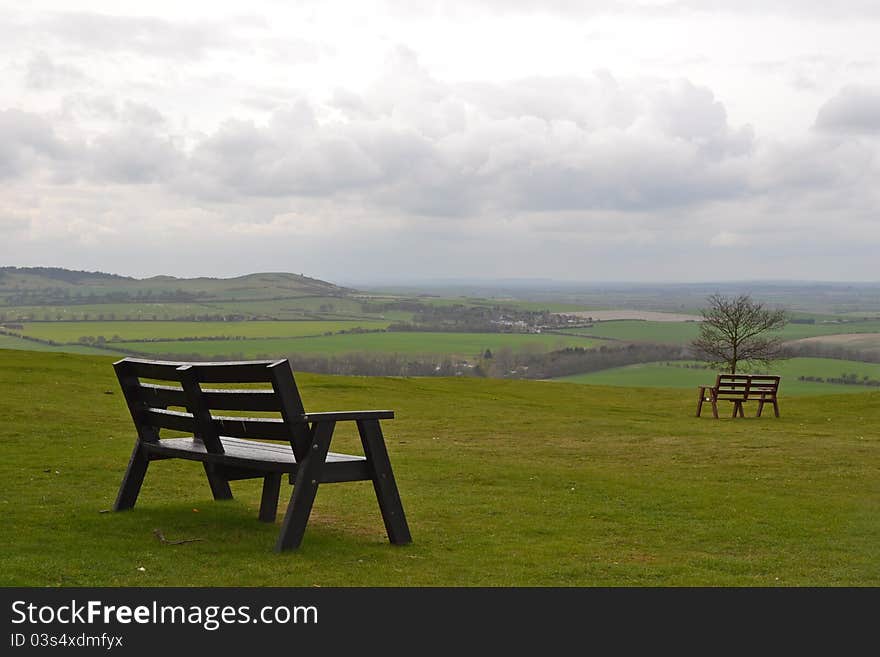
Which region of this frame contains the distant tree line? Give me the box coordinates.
[0,266,133,283]
[509,344,689,379]
[782,341,880,364]
[798,374,880,387]
[123,342,690,379]
[371,300,576,333]
[1,288,210,306]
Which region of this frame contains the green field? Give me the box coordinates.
[191,297,411,321]
[558,321,702,343]
[113,332,601,359]
[557,319,880,345]
[1,349,878,586]
[555,358,880,395]
[10,320,391,343]
[0,334,120,356]
[0,298,401,323]
[0,302,225,322]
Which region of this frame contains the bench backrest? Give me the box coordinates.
[743,375,780,398]
[114,358,309,458]
[715,374,780,400]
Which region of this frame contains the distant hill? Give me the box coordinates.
[0,267,353,306]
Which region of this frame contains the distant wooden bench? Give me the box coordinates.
[112,357,411,551]
[696,374,781,419]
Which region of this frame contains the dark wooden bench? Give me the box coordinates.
[696,374,781,419]
[112,357,411,551]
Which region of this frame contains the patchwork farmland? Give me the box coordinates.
[2,267,880,392]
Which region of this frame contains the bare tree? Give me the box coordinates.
[691,294,787,374]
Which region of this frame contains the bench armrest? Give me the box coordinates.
[300,410,394,423]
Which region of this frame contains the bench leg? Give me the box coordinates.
[711,398,719,419]
[203,463,233,501]
[772,400,780,417]
[276,421,335,552]
[757,400,764,417]
[259,473,282,523]
[114,442,150,511]
[358,419,412,546]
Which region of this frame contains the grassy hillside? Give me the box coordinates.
[1,349,877,586]
[0,267,349,302]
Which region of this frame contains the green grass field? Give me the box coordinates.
[558,320,702,343]
[557,319,880,345]
[11,320,391,343]
[555,358,880,395]
[0,334,120,356]
[0,302,222,322]
[112,332,601,359]
[0,298,400,323]
[1,349,877,586]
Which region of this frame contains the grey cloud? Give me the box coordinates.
[89,128,182,184]
[184,108,384,199]
[0,103,177,185]
[121,101,166,127]
[2,62,840,223]
[24,51,85,90]
[815,86,880,135]
[651,80,754,160]
[0,109,70,179]
[185,71,755,216]
[60,94,119,122]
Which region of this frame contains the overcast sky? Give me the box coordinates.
[1,1,878,284]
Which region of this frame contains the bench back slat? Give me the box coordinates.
[138,384,282,412]
[120,358,287,383]
[143,408,197,433]
[713,373,780,400]
[114,358,305,453]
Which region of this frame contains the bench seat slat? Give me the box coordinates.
[143,437,367,475]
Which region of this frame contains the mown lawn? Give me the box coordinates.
[0,349,877,586]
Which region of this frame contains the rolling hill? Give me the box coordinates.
[0,267,352,305]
